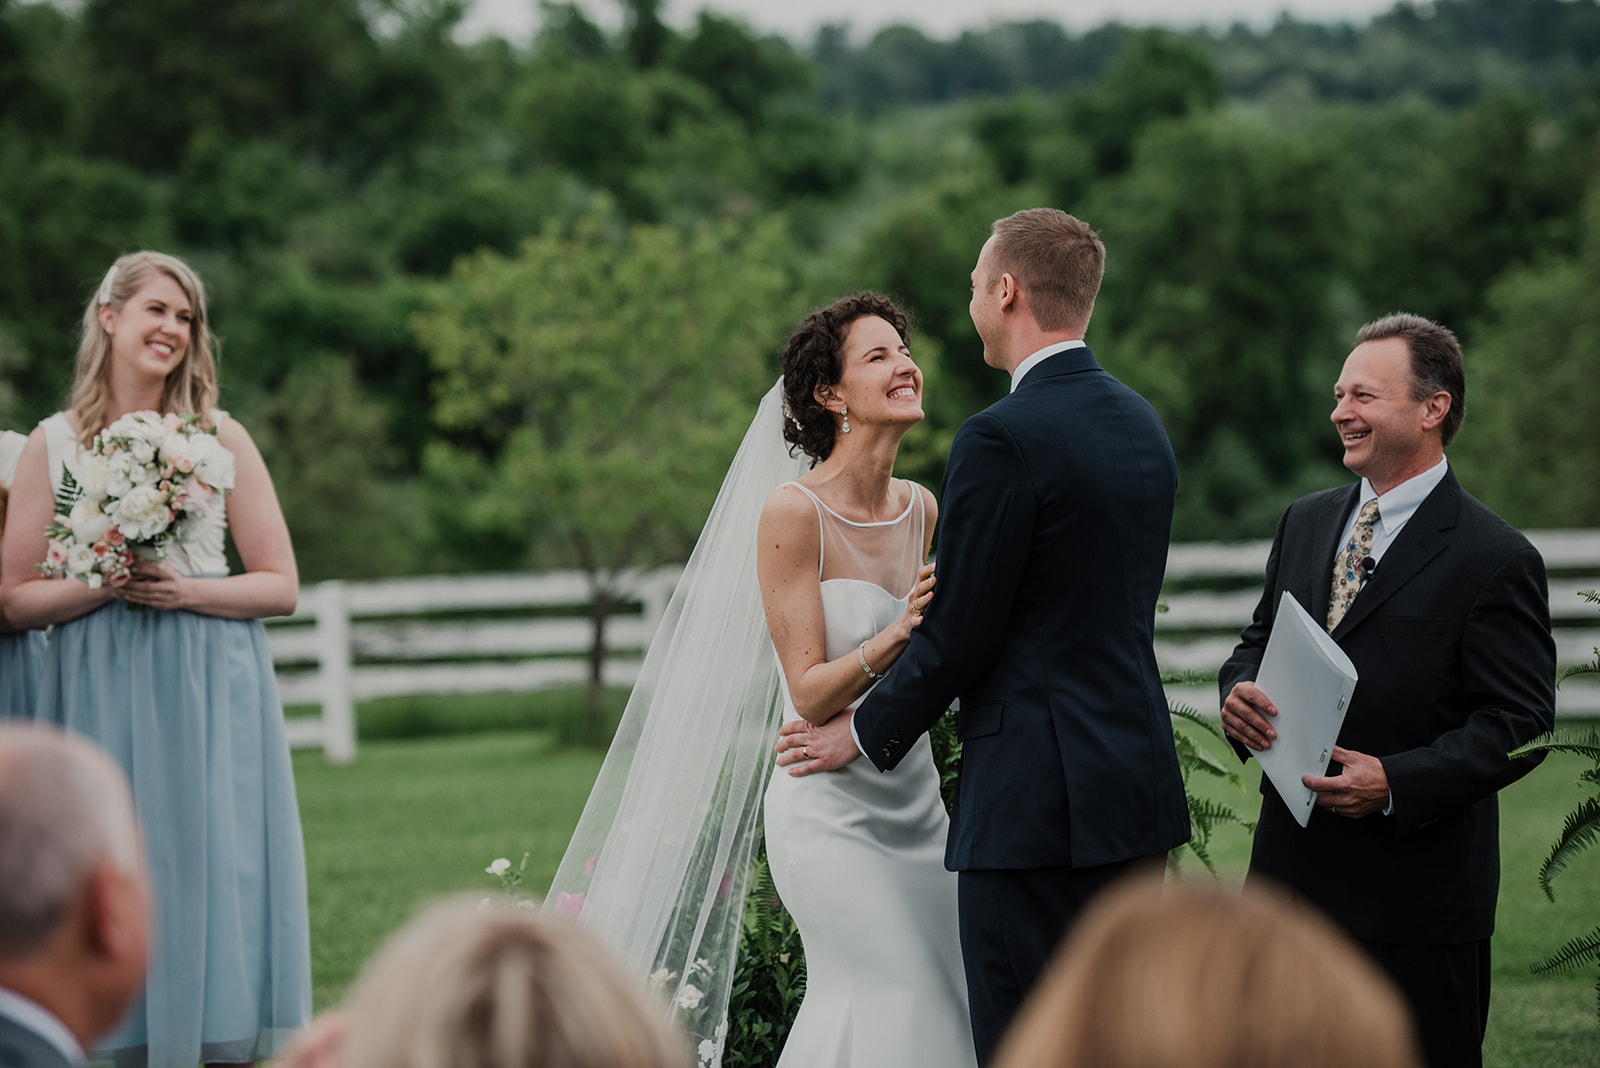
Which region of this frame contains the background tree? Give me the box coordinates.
[414,203,803,725]
[1450,191,1600,529]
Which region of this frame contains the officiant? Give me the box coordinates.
[1218,312,1555,1068]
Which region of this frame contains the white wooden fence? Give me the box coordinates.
[1155,529,1600,720]
[268,568,680,764]
[270,531,1600,762]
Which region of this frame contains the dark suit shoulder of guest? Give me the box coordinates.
[854,346,1190,870]
[0,1015,74,1068]
[1219,471,1556,943]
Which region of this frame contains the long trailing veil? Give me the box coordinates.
[543,379,809,1065]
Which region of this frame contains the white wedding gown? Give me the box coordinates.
[763,481,978,1068]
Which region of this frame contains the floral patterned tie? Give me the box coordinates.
[1327,499,1380,632]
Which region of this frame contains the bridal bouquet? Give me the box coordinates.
[37,410,235,591]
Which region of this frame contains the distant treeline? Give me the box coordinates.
[811,0,1600,110]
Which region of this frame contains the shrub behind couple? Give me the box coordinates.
[548,208,1190,1067]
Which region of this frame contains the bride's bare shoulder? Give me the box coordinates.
[760,481,816,528]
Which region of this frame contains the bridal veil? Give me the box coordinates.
[544,380,808,1063]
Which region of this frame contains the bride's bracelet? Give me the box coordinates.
[858,641,881,680]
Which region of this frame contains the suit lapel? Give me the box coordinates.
[1332,473,1460,637]
[1296,485,1359,620]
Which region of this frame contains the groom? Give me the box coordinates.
[783,208,1190,1061]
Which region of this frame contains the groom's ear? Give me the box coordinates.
[998,272,1019,312]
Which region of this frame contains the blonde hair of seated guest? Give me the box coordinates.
[991,879,1423,1068]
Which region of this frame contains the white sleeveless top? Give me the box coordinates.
[0,430,26,492]
[41,412,232,576]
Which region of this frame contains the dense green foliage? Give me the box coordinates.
[2,0,1599,576]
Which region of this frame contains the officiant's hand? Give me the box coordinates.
[775,711,860,776]
[1221,681,1278,751]
[1304,746,1389,819]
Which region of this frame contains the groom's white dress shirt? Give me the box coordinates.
[1009,339,1086,393]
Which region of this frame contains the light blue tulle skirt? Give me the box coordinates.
[0,629,45,718]
[36,597,311,1068]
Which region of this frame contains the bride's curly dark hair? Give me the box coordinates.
[781,292,911,464]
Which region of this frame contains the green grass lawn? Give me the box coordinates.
[295,708,1600,1066]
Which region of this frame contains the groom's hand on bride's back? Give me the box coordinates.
[775,712,861,776]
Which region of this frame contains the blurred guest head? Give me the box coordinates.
[992,879,1422,1068]
[0,723,149,1054]
[318,896,688,1068]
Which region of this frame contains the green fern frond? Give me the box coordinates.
[1576,588,1600,606]
[55,467,83,517]
[1528,925,1600,976]
[1169,703,1230,747]
[1557,659,1599,685]
[1187,795,1254,830]
[1171,830,1219,878]
[1511,728,1600,764]
[1536,796,1600,902]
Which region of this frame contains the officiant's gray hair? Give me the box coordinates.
[0,724,141,956]
[1354,312,1466,446]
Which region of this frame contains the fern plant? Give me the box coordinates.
[723,848,806,1066]
[1163,667,1255,877]
[1508,588,1600,1023]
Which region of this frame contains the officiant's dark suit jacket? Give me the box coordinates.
[1219,472,1555,946]
[854,346,1190,871]
[0,1014,74,1068]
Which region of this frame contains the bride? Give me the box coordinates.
[545,293,976,1068]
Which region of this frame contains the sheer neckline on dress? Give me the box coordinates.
[784,480,915,528]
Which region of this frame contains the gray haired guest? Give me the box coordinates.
[0,724,149,1067]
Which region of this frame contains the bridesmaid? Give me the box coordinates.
[0,252,311,1067]
[0,429,46,717]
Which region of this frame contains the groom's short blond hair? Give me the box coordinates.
[987,209,1105,334]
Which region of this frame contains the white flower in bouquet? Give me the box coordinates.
[108,484,174,543]
[66,542,99,581]
[69,453,112,503]
[68,499,113,546]
[163,431,235,494]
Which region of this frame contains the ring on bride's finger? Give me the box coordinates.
[803,746,811,759]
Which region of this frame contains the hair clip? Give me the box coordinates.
[96,264,120,307]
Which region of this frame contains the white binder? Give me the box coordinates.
[1254,591,1360,828]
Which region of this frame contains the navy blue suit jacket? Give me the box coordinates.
[1220,473,1555,944]
[854,347,1191,871]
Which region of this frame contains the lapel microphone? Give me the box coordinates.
[1360,556,1377,577]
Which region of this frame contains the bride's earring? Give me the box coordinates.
[841,405,851,434]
